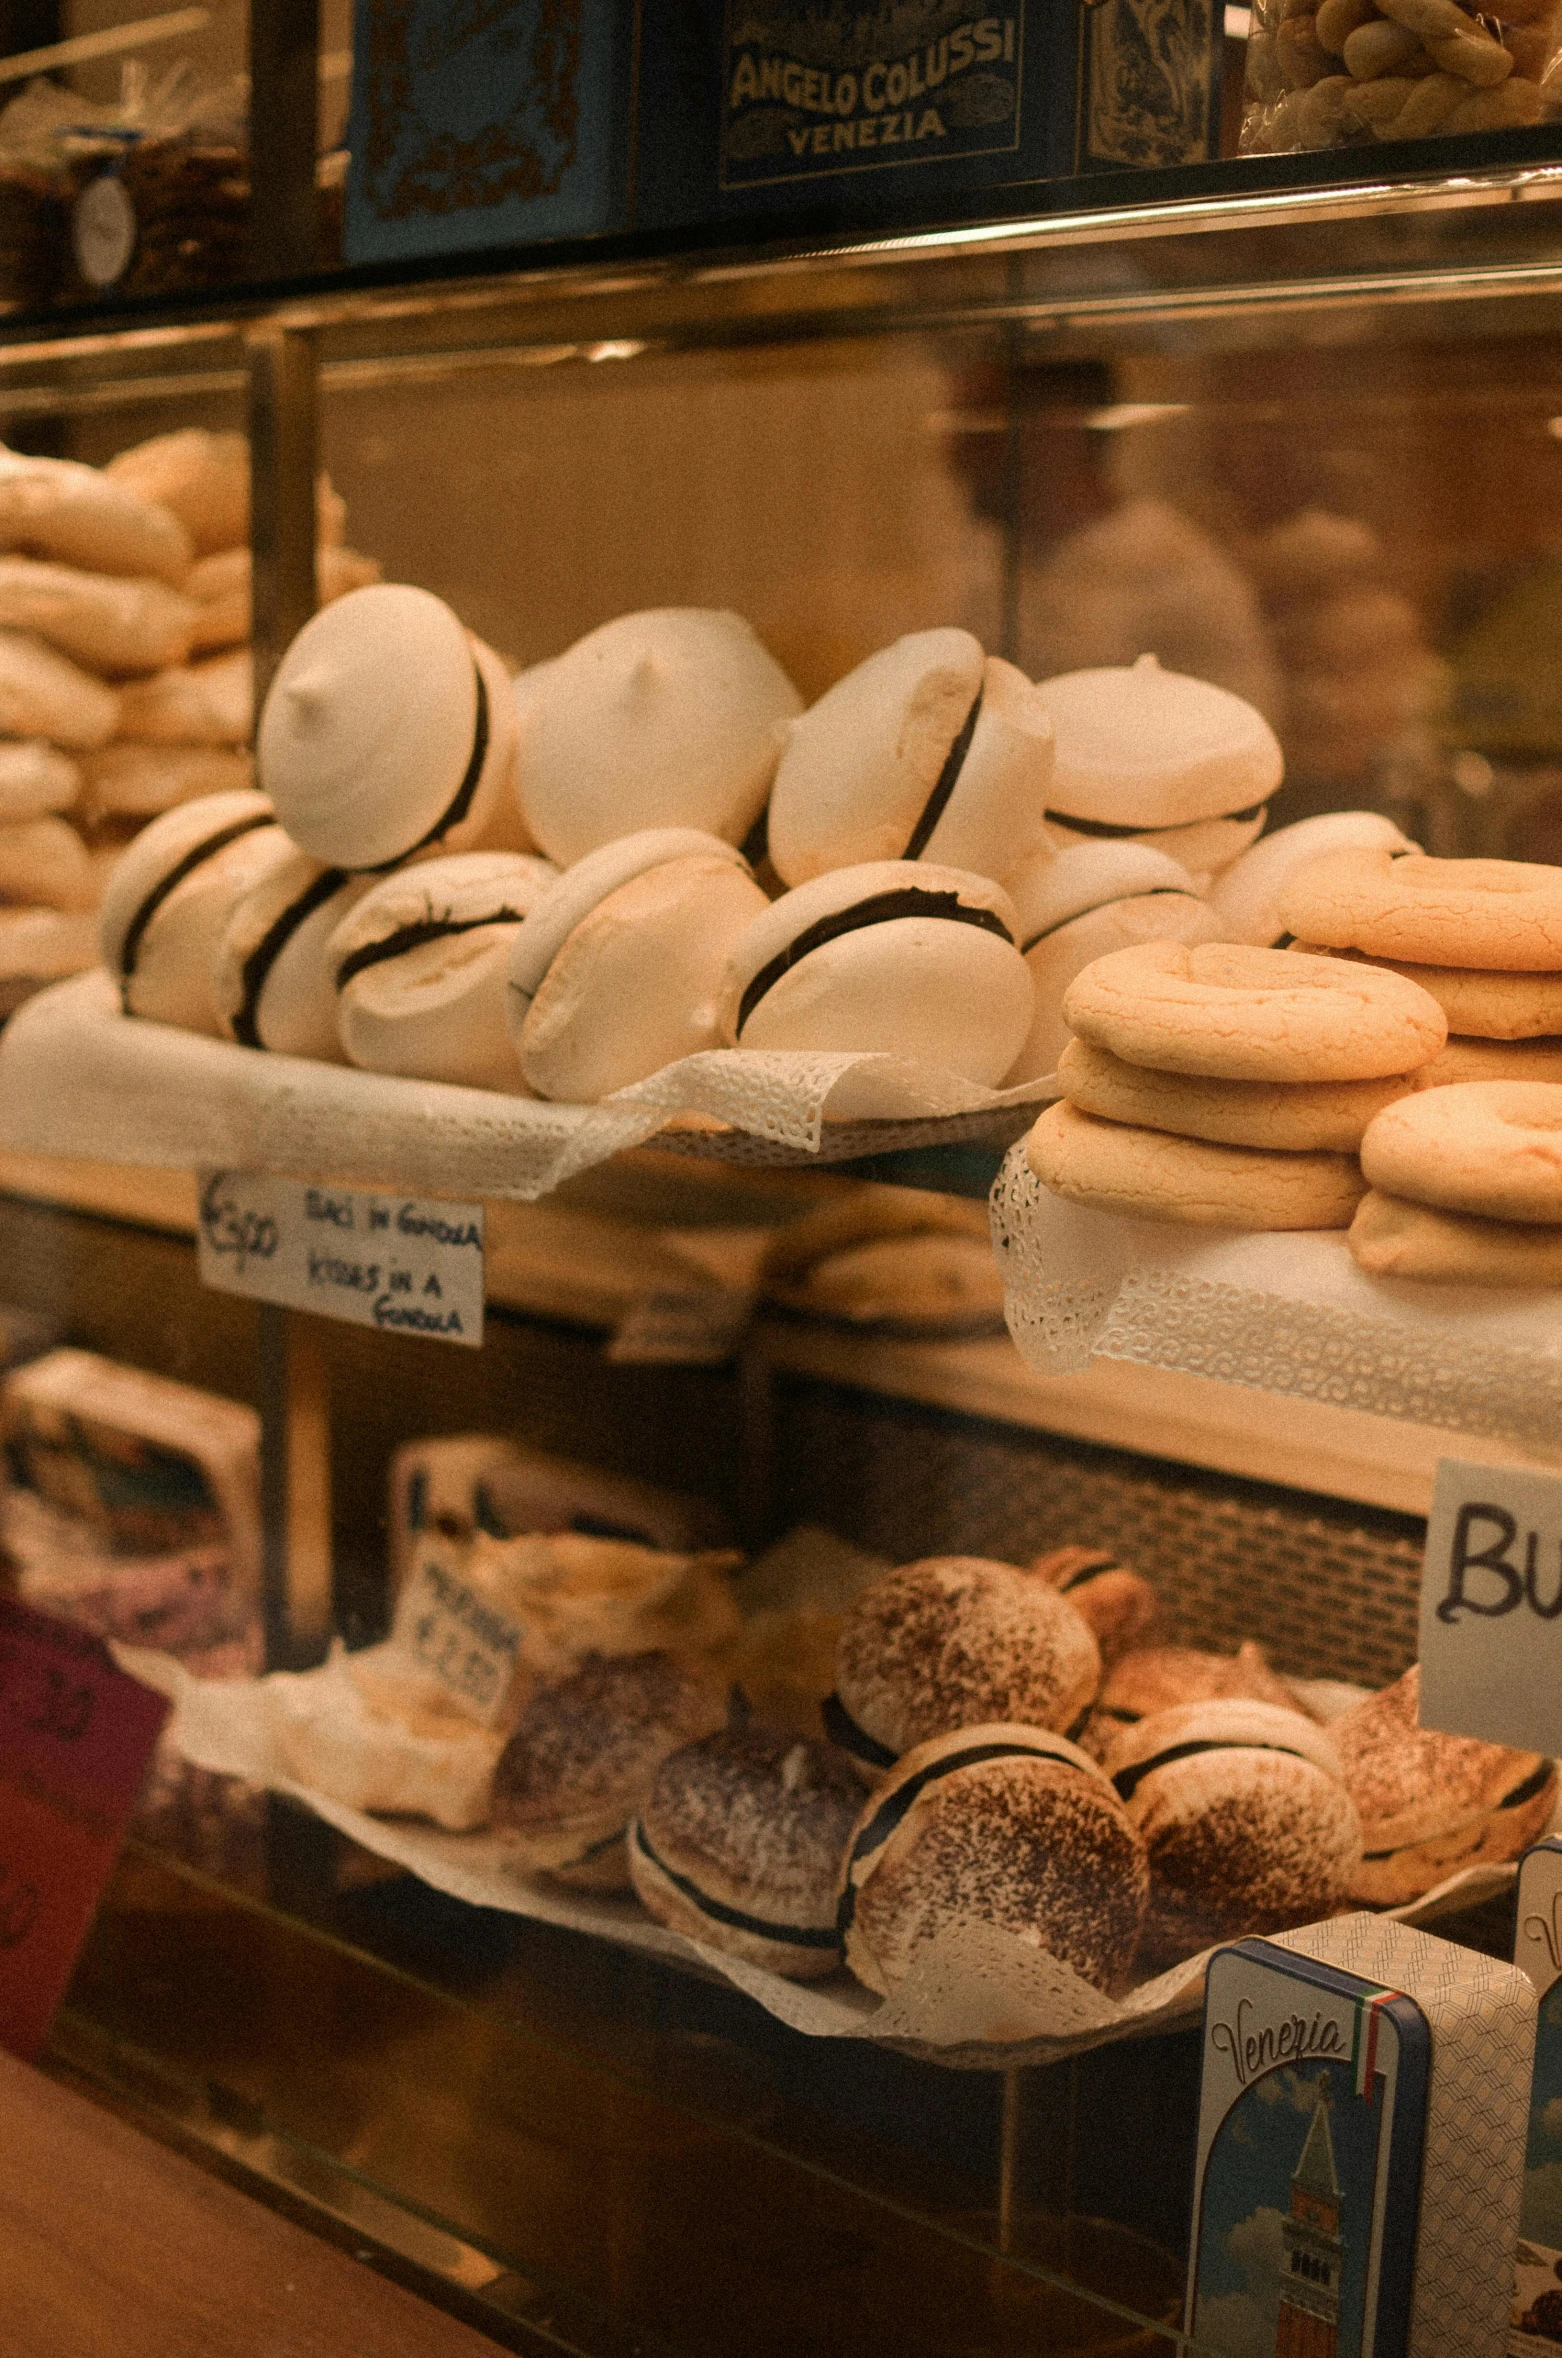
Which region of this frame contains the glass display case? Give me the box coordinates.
[7,11,1562,2357]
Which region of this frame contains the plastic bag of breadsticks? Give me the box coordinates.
[1240,0,1561,154]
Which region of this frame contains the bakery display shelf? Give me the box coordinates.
[993,1143,1562,1461]
[0,973,1047,1202]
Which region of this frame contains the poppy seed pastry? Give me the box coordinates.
[1088,1642,1299,1752]
[212,843,374,1063]
[1332,1664,1556,1904]
[1208,811,1416,948]
[630,1725,862,1978]
[827,1555,1100,1781]
[258,586,526,870]
[838,1722,1148,1998]
[507,829,769,1101]
[719,859,1033,1086]
[1029,1546,1164,1669]
[332,850,557,1092]
[492,1651,727,1891]
[514,609,801,866]
[1038,654,1282,878]
[1103,1699,1361,1966]
[98,788,284,1033]
[766,629,1053,887]
[1005,841,1219,1082]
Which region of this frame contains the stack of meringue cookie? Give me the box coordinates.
[95,583,1315,1107]
[0,429,376,1019]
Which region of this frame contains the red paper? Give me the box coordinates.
[0,1594,169,2059]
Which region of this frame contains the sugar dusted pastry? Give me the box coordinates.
[1005,840,1218,1083]
[508,828,769,1101]
[766,629,1053,887]
[212,844,373,1063]
[332,850,557,1092]
[1209,811,1416,948]
[514,608,800,866]
[259,586,525,868]
[463,1527,742,1687]
[828,1555,1100,1780]
[1029,1546,1164,1670]
[98,788,283,1033]
[631,1725,861,1978]
[0,740,79,820]
[106,428,346,557]
[492,1651,727,1890]
[838,1722,1148,1998]
[719,859,1033,1086]
[1332,1664,1556,1904]
[1037,654,1282,877]
[270,1641,507,1832]
[1104,1699,1361,1966]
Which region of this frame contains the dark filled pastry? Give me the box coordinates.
[1084,1640,1299,1755]
[1029,1545,1165,1670]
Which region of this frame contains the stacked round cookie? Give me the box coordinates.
[1025,936,1447,1229]
[1275,849,1562,1281]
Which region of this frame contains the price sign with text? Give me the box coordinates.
[387,1547,522,1727]
[1420,1457,1562,1756]
[0,1594,168,2059]
[197,1172,484,1348]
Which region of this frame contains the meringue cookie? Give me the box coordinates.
[1208,811,1417,948]
[332,849,558,1092]
[768,630,1053,886]
[1005,841,1219,1083]
[213,844,374,1062]
[258,585,526,870]
[513,609,800,866]
[508,828,769,1101]
[1039,654,1282,877]
[719,859,1034,1087]
[98,788,283,1033]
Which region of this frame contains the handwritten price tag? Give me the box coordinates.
[0,1594,168,2059]
[387,1549,522,1727]
[1420,1456,1562,1755]
[197,1172,484,1348]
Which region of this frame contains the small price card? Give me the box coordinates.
[197,1171,485,1349]
[387,1548,522,1727]
[1419,1456,1562,1756]
[0,1594,169,2060]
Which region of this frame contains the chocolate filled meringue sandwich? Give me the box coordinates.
[332,850,557,1091]
[211,841,374,1062]
[514,609,801,866]
[1039,655,1282,879]
[1332,1663,1556,1905]
[1104,1699,1361,1967]
[766,629,1053,887]
[98,788,284,1033]
[1005,841,1218,1083]
[257,585,525,870]
[1086,1641,1299,1755]
[1208,812,1416,949]
[630,1726,862,1979]
[838,1723,1148,1999]
[492,1651,727,1891]
[507,828,769,1101]
[719,860,1033,1086]
[827,1555,1100,1782]
[1029,1546,1165,1671]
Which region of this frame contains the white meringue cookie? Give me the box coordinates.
[1208,812,1418,948]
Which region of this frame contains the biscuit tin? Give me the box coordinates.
[1190,1916,1535,2358]
[344,1,634,266]
[1512,1839,1562,2350]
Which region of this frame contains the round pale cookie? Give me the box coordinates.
[1361,1081,1562,1223]
[1415,1036,1562,1087]
[1349,1190,1562,1286]
[1322,952,1562,1043]
[1027,1101,1367,1230]
[1061,940,1446,1084]
[1058,1035,1413,1151]
[1277,849,1562,973]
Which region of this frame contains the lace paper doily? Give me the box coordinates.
[991,1144,1562,1454]
[0,974,1051,1201]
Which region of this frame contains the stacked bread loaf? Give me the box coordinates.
[1025,935,1447,1229]
[0,429,376,1019]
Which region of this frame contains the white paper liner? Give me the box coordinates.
[991,1142,1562,1458]
[114,1644,1531,2072]
[0,975,1050,1199]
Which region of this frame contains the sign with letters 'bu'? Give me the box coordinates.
[1419,1457,1562,1756]
[0,1594,169,2059]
